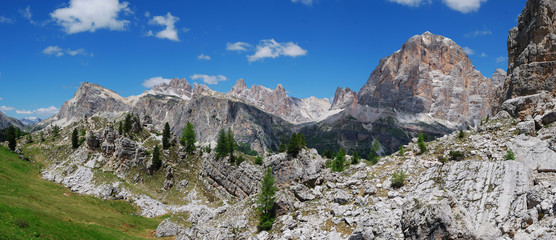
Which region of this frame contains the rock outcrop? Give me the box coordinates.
[357,31,496,126]
[0,111,23,129]
[503,0,556,99]
[227,79,332,124]
[330,87,357,110]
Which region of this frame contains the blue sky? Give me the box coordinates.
[0,0,526,120]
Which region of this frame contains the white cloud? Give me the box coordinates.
[66,48,88,56]
[463,47,474,55]
[51,0,131,34]
[0,16,14,24]
[464,29,492,38]
[42,46,91,57]
[16,106,59,116]
[248,39,307,62]
[388,0,426,7]
[481,52,487,57]
[0,106,14,111]
[227,42,251,52]
[496,56,507,63]
[148,12,180,41]
[43,46,64,57]
[442,0,487,14]
[142,76,171,88]
[191,74,227,85]
[197,54,211,60]
[292,0,314,6]
[20,5,36,24]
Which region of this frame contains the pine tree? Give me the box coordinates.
[352,150,360,165]
[151,145,161,173]
[180,122,196,154]
[287,133,301,158]
[332,148,346,172]
[26,133,33,143]
[15,128,22,139]
[118,121,123,135]
[300,133,306,148]
[417,132,427,154]
[72,128,79,149]
[40,132,45,142]
[227,128,235,163]
[215,129,228,158]
[6,126,16,151]
[278,134,286,153]
[255,155,263,165]
[162,122,171,150]
[257,167,277,231]
[52,125,59,140]
[124,113,132,133]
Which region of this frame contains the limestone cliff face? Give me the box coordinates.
[357,32,496,126]
[148,78,192,100]
[330,87,357,110]
[227,79,332,124]
[50,82,130,126]
[0,111,23,129]
[503,0,556,99]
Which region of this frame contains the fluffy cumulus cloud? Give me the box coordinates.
[191,74,227,85]
[51,0,131,34]
[197,54,211,60]
[248,39,307,62]
[388,0,427,7]
[142,76,171,88]
[16,106,59,116]
[291,0,314,6]
[463,47,474,55]
[442,0,487,13]
[147,12,180,41]
[226,42,251,52]
[0,106,14,112]
[42,46,64,57]
[42,46,90,57]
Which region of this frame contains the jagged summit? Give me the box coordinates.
[148,78,193,100]
[503,0,556,99]
[357,31,496,126]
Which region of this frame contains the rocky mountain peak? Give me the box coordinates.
[357,31,495,126]
[491,69,507,86]
[503,0,555,99]
[331,87,357,110]
[231,79,247,94]
[150,78,193,100]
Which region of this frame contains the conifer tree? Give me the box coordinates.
[352,150,360,165]
[215,129,228,158]
[278,134,286,153]
[227,128,235,163]
[180,122,196,154]
[162,122,171,150]
[332,148,346,172]
[26,133,33,143]
[71,128,79,149]
[257,167,277,231]
[300,133,306,148]
[124,113,132,133]
[6,126,16,151]
[287,133,301,157]
[418,132,427,154]
[40,132,45,142]
[52,125,59,140]
[152,145,161,173]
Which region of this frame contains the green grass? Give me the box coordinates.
[0,146,165,240]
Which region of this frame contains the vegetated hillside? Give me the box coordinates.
[0,146,164,240]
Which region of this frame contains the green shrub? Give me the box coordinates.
[449,151,464,161]
[458,130,465,139]
[332,148,346,172]
[505,149,515,160]
[417,133,427,154]
[437,156,447,164]
[255,155,263,165]
[351,150,360,165]
[398,145,404,156]
[391,170,406,189]
[236,155,245,166]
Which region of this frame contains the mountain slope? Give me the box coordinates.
[0,111,23,129]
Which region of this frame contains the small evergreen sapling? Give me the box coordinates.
[257,167,277,231]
